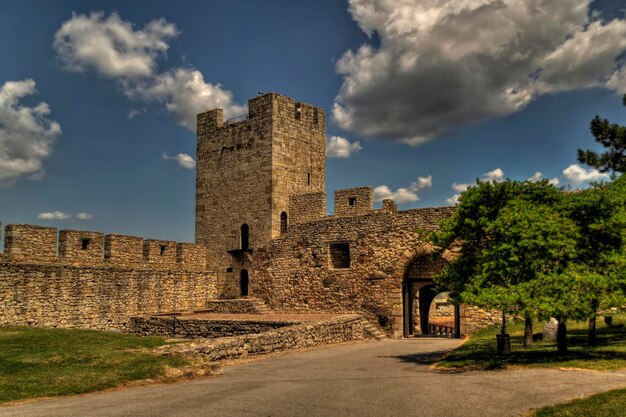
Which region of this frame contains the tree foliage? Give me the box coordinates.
[431,177,626,352]
[577,94,626,174]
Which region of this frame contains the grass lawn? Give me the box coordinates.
[531,387,626,417]
[437,314,626,370]
[0,326,188,403]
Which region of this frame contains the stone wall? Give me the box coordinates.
[0,223,215,331]
[289,192,326,226]
[200,299,266,314]
[334,187,374,217]
[129,316,297,338]
[163,315,366,361]
[251,206,458,337]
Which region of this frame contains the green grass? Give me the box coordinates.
[437,314,626,370]
[531,388,626,417]
[0,326,188,403]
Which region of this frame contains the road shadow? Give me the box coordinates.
[379,349,452,366]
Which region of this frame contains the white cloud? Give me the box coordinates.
[373,175,432,204]
[484,168,504,182]
[0,79,62,183]
[373,185,419,204]
[451,182,470,193]
[447,168,505,205]
[562,164,609,185]
[126,68,245,130]
[334,0,626,144]
[38,211,71,220]
[54,12,178,78]
[54,12,244,131]
[446,195,460,206]
[162,152,196,169]
[76,212,93,220]
[326,135,362,158]
[528,171,560,186]
[410,175,432,191]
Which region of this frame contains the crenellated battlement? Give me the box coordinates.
[196,93,325,137]
[1,223,208,270]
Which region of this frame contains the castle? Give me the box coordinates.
[0,93,498,338]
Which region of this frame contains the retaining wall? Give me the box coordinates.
[129,315,297,338]
[163,315,366,361]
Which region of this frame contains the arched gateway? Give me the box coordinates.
[402,254,460,337]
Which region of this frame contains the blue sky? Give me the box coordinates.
[0,0,625,243]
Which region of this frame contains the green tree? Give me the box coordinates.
[560,177,626,345]
[431,179,563,347]
[464,200,578,350]
[577,94,626,174]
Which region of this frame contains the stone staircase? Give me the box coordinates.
[362,319,387,340]
[247,298,273,314]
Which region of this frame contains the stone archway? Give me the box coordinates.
[401,254,449,337]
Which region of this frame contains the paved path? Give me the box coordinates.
[2,339,626,417]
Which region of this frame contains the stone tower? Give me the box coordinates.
[195,93,326,297]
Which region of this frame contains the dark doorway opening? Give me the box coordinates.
[240,269,249,297]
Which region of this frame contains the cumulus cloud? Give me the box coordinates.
[447,168,505,205]
[326,135,362,158]
[334,0,626,144]
[0,79,62,183]
[38,211,71,220]
[54,12,178,78]
[54,12,244,131]
[162,152,196,169]
[528,171,560,185]
[446,195,461,206]
[126,68,245,129]
[373,175,432,204]
[76,212,94,220]
[562,164,610,185]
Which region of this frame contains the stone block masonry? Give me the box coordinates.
[0,223,215,331]
[162,315,367,361]
[129,315,297,338]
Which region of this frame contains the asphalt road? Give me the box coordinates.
[2,338,626,417]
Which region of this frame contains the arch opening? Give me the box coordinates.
[402,254,459,337]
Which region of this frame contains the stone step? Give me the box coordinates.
[246,298,273,314]
[362,319,387,341]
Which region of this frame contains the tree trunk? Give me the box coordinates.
[588,299,598,347]
[556,319,567,354]
[523,316,533,348]
[501,311,507,335]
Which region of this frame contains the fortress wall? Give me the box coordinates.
[334,187,373,217]
[176,243,207,271]
[2,223,207,270]
[5,224,57,262]
[289,192,326,226]
[0,222,216,331]
[0,263,216,331]
[59,230,105,264]
[251,206,497,336]
[253,207,453,316]
[104,234,144,266]
[144,239,177,266]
